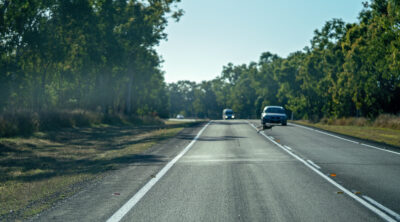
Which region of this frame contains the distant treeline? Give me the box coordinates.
[0,0,183,118]
[168,0,400,120]
[1,0,400,136]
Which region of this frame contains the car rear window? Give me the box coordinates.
[266,108,285,113]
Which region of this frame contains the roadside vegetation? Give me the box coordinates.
[0,110,164,137]
[0,0,183,137]
[294,114,400,147]
[0,120,200,220]
[167,1,400,121]
[1,0,399,219]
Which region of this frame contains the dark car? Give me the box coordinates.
[261,106,287,129]
[222,109,235,120]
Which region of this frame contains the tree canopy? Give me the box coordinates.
[167,0,400,120]
[0,0,182,118]
[1,0,398,123]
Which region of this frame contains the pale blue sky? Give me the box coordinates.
[157,0,365,83]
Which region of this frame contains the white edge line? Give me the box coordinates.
[107,121,212,222]
[362,195,400,221]
[360,143,400,155]
[283,145,292,150]
[248,122,396,222]
[306,160,321,169]
[289,123,400,156]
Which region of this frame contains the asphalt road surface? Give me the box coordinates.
[34,120,400,222]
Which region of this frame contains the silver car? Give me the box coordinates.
[261,106,287,129]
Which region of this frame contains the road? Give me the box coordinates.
[34,120,400,222]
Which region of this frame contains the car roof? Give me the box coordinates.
[264,106,284,109]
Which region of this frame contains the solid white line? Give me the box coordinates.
[290,123,400,156]
[306,160,321,169]
[291,123,315,131]
[248,122,257,130]
[363,196,400,221]
[249,123,396,222]
[283,145,292,150]
[315,129,359,144]
[107,122,211,222]
[360,143,400,155]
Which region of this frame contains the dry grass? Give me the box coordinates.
[320,117,370,126]
[0,121,197,220]
[295,119,400,147]
[373,114,400,130]
[318,114,400,129]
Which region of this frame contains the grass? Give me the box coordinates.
[294,119,400,147]
[0,120,201,220]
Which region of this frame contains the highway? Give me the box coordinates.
[34,120,400,221]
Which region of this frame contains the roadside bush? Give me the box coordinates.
[319,117,329,124]
[0,110,165,138]
[70,110,102,127]
[17,112,39,135]
[352,117,369,126]
[39,111,75,130]
[0,115,18,137]
[319,116,370,126]
[373,114,400,130]
[39,110,103,130]
[0,112,39,137]
[102,114,125,125]
[133,115,164,125]
[317,114,400,129]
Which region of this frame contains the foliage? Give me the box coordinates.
[168,0,400,120]
[0,0,182,123]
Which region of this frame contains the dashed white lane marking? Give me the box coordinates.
[107,121,211,222]
[283,145,292,150]
[362,196,400,221]
[306,160,321,169]
[247,121,397,222]
[290,123,400,156]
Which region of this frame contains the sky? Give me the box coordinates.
[157,0,365,83]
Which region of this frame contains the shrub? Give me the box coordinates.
[39,111,75,130]
[70,110,102,127]
[102,114,125,125]
[0,115,18,137]
[17,112,39,136]
[316,114,400,129]
[0,112,39,137]
[373,114,400,130]
[352,117,369,126]
[0,110,165,138]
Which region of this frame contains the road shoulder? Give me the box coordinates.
[289,121,400,152]
[30,122,206,221]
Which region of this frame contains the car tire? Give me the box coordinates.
[282,122,287,126]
